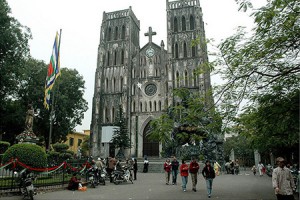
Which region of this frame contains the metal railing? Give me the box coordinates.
[0,160,88,195]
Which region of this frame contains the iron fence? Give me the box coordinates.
[0,160,88,195]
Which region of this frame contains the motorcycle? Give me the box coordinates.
[15,170,37,200]
[98,169,106,185]
[112,166,133,185]
[86,167,98,188]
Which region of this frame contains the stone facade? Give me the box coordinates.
[91,0,213,158]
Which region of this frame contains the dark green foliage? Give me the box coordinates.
[111,106,131,150]
[2,143,47,169]
[0,141,10,154]
[52,143,69,153]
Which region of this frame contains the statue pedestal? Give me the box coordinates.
[16,130,39,144]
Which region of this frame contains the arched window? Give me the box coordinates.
[183,42,187,57]
[165,99,168,110]
[113,77,116,92]
[140,102,143,112]
[107,27,112,41]
[120,77,123,92]
[105,78,109,92]
[176,71,180,88]
[166,81,168,93]
[105,107,109,122]
[121,25,126,39]
[144,102,147,112]
[102,55,105,66]
[174,17,178,32]
[185,70,188,86]
[107,51,110,66]
[158,101,161,111]
[112,107,115,122]
[182,16,186,31]
[132,101,136,112]
[165,64,168,74]
[114,50,117,65]
[121,49,124,64]
[149,101,152,112]
[175,43,179,58]
[192,46,196,57]
[190,15,195,30]
[114,26,118,40]
[132,68,135,78]
[172,45,174,58]
[154,101,157,111]
[193,69,197,86]
[132,84,136,95]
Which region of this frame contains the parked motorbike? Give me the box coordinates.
[15,170,37,200]
[86,167,98,188]
[96,168,106,185]
[112,166,133,185]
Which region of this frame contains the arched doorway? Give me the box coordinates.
[143,122,159,157]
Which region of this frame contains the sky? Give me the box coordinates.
[6,0,264,132]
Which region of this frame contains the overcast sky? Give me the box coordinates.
[7,0,264,132]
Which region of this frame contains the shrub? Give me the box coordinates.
[2,143,47,170]
[52,143,69,153]
[0,141,10,154]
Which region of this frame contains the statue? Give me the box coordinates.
[25,104,34,131]
[16,103,39,144]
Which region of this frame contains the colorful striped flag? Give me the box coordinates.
[44,32,61,109]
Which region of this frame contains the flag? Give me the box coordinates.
[44,32,61,109]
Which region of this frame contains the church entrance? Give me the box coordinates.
[143,122,159,157]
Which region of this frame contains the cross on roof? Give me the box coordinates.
[144,27,156,43]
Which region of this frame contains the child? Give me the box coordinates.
[251,165,257,175]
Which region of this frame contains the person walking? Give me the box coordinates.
[143,157,149,173]
[108,156,117,182]
[171,157,179,185]
[258,161,265,177]
[214,161,221,176]
[272,157,295,200]
[180,159,189,192]
[189,157,200,192]
[202,160,216,198]
[252,165,257,175]
[164,159,172,185]
[133,158,138,180]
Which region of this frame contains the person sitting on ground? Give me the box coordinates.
[67,173,81,191]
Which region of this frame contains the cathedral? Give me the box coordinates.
[91,0,212,158]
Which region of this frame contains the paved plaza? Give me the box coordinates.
[1,171,298,200]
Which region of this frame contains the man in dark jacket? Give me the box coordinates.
[202,160,216,198]
[189,157,200,192]
[171,157,179,185]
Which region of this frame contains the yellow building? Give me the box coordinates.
[65,130,90,154]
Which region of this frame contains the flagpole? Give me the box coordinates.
[48,29,62,151]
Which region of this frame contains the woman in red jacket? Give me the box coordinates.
[164,159,172,185]
[180,160,189,192]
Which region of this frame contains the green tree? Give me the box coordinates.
[237,89,299,161]
[213,0,299,121]
[0,0,32,137]
[1,58,88,146]
[110,106,131,158]
[209,0,299,160]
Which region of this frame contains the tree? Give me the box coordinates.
[1,58,88,146]
[237,89,299,162]
[110,106,131,158]
[0,0,32,137]
[213,0,299,121]
[208,0,299,159]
